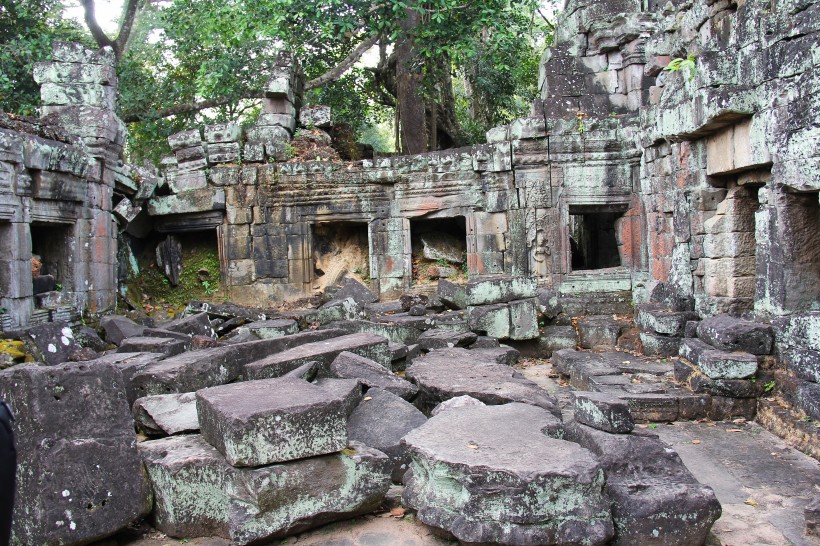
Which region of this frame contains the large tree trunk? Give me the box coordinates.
[395,8,427,155]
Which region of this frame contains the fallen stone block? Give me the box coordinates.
[679,338,758,379]
[133,392,199,436]
[19,320,78,365]
[465,276,537,306]
[467,303,511,339]
[806,494,820,538]
[73,325,107,352]
[142,327,191,341]
[472,345,521,366]
[406,348,561,417]
[416,328,477,351]
[118,336,189,357]
[87,352,166,404]
[330,351,418,400]
[247,318,299,339]
[508,298,539,340]
[402,403,612,545]
[130,329,346,398]
[619,393,679,422]
[697,314,773,355]
[639,331,682,357]
[139,435,391,544]
[332,277,378,306]
[635,304,698,336]
[163,312,215,338]
[243,332,391,380]
[101,314,146,344]
[0,362,151,545]
[578,315,630,350]
[469,336,500,348]
[348,388,428,483]
[430,394,486,416]
[197,376,357,466]
[323,318,429,345]
[566,421,721,546]
[574,392,635,433]
[538,325,578,355]
[437,279,466,309]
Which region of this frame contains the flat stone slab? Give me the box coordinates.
[465,276,537,306]
[133,392,199,436]
[348,388,428,483]
[118,336,188,357]
[20,321,78,365]
[416,328,477,351]
[139,435,391,545]
[129,330,346,399]
[680,338,758,379]
[247,318,299,339]
[402,403,613,545]
[330,351,418,400]
[567,421,722,546]
[406,348,561,417]
[243,332,391,380]
[163,312,215,338]
[635,304,698,337]
[197,376,359,466]
[101,315,145,345]
[574,392,635,434]
[697,314,773,355]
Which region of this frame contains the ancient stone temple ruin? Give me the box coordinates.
[0,0,818,544]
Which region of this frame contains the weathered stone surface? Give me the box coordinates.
[566,421,721,546]
[243,332,391,380]
[471,345,521,366]
[402,403,612,545]
[330,351,418,400]
[19,320,77,365]
[416,328,477,351]
[697,314,774,355]
[299,105,332,128]
[680,338,758,379]
[129,330,346,398]
[133,392,199,436]
[806,494,820,538]
[163,311,215,338]
[467,303,510,339]
[635,304,698,336]
[73,325,107,352]
[348,388,428,483]
[420,232,465,264]
[785,348,820,383]
[438,279,466,310]
[139,435,391,544]
[247,318,299,339]
[574,391,635,433]
[430,394,486,416]
[539,325,578,355]
[465,276,537,306]
[101,315,146,345]
[639,331,683,357]
[0,362,151,545]
[578,315,630,349]
[118,336,189,357]
[406,348,561,417]
[332,277,378,305]
[87,352,165,404]
[620,393,680,422]
[197,376,358,466]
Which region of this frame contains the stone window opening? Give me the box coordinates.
[410,216,467,285]
[568,207,625,271]
[30,222,73,303]
[779,190,820,312]
[311,221,370,292]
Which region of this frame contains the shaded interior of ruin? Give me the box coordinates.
[410,216,467,284]
[568,207,624,271]
[30,222,72,296]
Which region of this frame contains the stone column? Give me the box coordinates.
[34,42,125,314]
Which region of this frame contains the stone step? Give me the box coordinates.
[679,338,758,379]
[697,314,773,355]
[635,303,698,337]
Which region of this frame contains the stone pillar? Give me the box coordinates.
[34,42,125,314]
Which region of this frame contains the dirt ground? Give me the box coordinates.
[95,361,820,546]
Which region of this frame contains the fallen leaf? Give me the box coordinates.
[707,422,717,427]
[692,439,701,444]
[390,507,406,518]
[363,396,373,401]
[466,442,479,450]
[637,424,649,429]
[732,418,746,424]
[744,498,759,507]
[727,428,743,433]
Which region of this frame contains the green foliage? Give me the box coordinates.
[663,53,698,80]
[0,0,91,115]
[764,379,776,393]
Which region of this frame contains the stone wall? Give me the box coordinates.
[0,43,122,328]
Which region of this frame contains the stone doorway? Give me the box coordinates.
[568,207,625,271]
[30,222,74,305]
[409,217,467,285]
[311,221,371,292]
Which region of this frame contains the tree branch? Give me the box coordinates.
[121,91,263,123]
[304,33,380,90]
[81,0,114,50]
[113,0,143,59]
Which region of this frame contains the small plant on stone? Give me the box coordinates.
[576,111,587,134]
[763,379,776,393]
[663,53,698,80]
[284,142,297,160]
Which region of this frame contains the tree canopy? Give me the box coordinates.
[1,0,552,162]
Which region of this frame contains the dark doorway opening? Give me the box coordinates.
[782,190,820,312]
[30,222,73,296]
[569,208,624,270]
[410,216,467,283]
